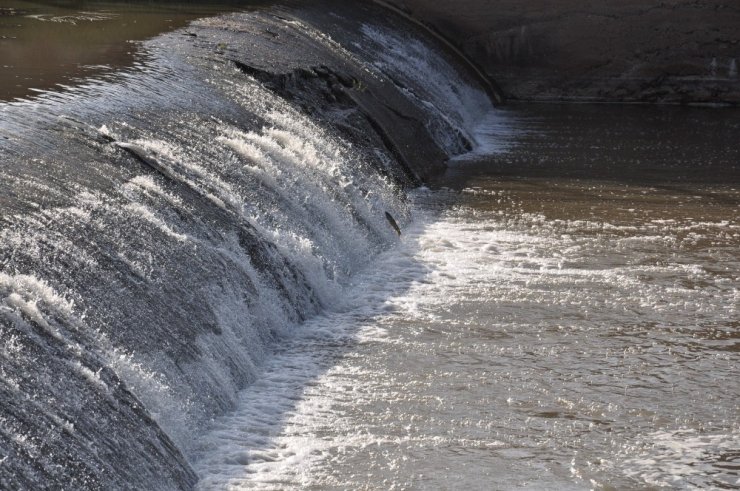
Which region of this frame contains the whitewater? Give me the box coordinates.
[1,2,738,489]
[0,2,498,488]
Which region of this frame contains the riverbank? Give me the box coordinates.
[388,0,740,105]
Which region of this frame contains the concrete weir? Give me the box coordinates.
[0,1,495,488]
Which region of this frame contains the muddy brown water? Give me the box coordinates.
[2,6,738,487]
[0,0,262,101]
[192,104,739,489]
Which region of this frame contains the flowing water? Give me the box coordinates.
[1,1,738,489]
[0,3,493,487]
[193,105,740,489]
[0,0,256,101]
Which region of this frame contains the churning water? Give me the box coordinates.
[1,1,738,489]
[0,2,495,488]
[193,106,740,489]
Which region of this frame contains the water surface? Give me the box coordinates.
[194,104,740,489]
[0,0,258,100]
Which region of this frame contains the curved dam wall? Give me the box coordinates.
[389,0,740,105]
[0,1,493,488]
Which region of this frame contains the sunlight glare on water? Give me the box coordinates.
[194,105,739,489]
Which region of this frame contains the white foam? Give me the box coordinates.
[191,202,436,489]
[622,430,740,488]
[192,186,739,489]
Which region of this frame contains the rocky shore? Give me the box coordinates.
[387,0,740,105]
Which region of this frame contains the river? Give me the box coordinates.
[0,0,252,101]
[194,104,740,489]
[1,2,738,489]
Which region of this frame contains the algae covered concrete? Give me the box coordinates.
[387,0,740,104]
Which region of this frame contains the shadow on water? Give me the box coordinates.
[190,214,441,486]
[442,103,740,190]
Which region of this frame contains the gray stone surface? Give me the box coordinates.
[387,0,740,104]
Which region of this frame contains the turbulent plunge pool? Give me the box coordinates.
[193,105,740,489]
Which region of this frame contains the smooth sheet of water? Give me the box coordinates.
[194,104,739,489]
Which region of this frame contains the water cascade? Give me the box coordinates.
[0,2,495,488]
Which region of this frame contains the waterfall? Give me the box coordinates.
[0,2,496,488]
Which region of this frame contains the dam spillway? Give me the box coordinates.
[0,2,494,488]
[2,2,739,490]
